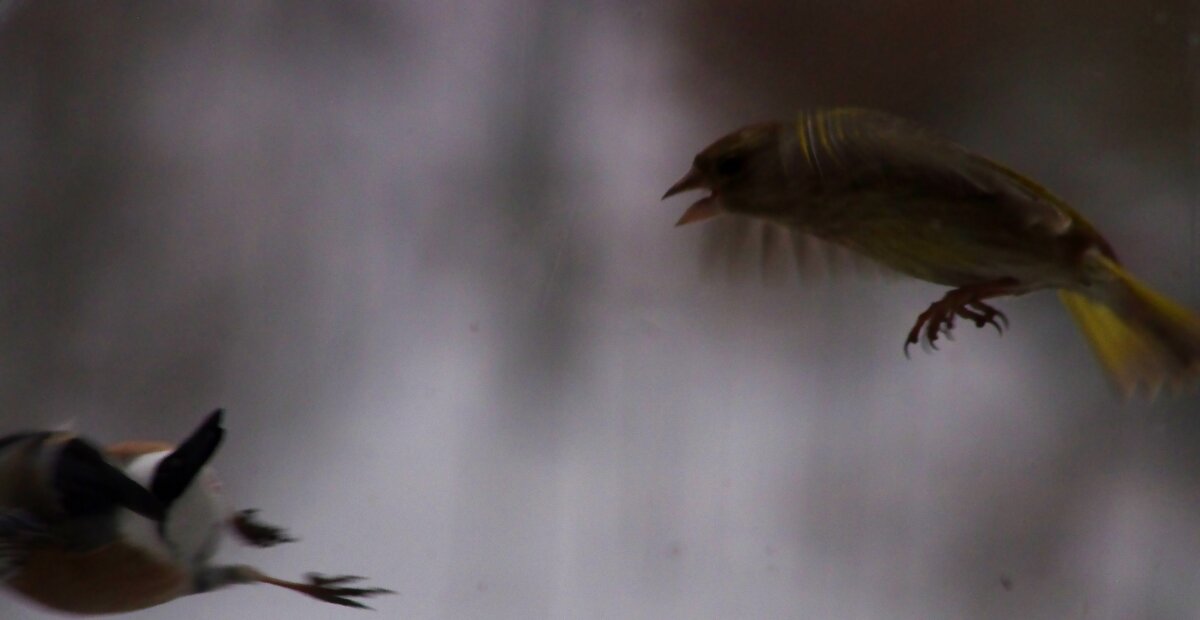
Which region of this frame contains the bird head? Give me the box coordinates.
[663,123,795,226]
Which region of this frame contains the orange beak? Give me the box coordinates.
[662,167,721,226]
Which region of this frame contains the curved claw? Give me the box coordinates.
[955,307,985,326]
[924,328,940,350]
[972,302,1009,329]
[301,573,396,609]
[901,283,1017,356]
[962,302,1007,335]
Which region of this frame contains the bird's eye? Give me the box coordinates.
[713,152,746,177]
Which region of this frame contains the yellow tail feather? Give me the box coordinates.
[1060,257,1200,398]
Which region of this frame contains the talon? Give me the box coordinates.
[924,315,945,349]
[972,302,1009,329]
[956,308,985,327]
[300,573,396,609]
[900,280,1019,357]
[963,301,1007,335]
[903,316,929,358]
[979,303,1008,330]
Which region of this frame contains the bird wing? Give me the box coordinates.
[699,216,893,282]
[0,509,47,580]
[148,409,224,508]
[54,438,166,523]
[0,432,164,552]
[796,108,1076,236]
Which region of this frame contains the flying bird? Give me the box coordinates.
[663,108,1200,396]
[0,409,392,614]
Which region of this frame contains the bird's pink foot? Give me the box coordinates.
[903,280,1018,357]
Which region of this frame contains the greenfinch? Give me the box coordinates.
[663,108,1200,397]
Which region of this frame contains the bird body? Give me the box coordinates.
[1,410,391,614]
[0,432,179,614]
[665,108,1200,395]
[7,530,190,614]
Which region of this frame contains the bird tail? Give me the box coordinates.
[1059,255,1200,397]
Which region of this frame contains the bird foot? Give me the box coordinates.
[904,284,1014,357]
[296,573,395,609]
[230,509,298,547]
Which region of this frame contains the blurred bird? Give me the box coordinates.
[663,108,1200,396]
[1,409,392,614]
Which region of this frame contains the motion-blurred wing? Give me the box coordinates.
[700,216,893,282]
[0,510,46,580]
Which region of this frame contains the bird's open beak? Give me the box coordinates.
[662,167,721,226]
[662,167,704,200]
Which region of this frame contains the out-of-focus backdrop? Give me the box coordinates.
[2,2,1199,618]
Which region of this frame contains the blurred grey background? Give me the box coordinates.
[2,1,1199,618]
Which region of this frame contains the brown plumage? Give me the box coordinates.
[1,410,392,613]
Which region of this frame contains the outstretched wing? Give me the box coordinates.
[150,409,225,508]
